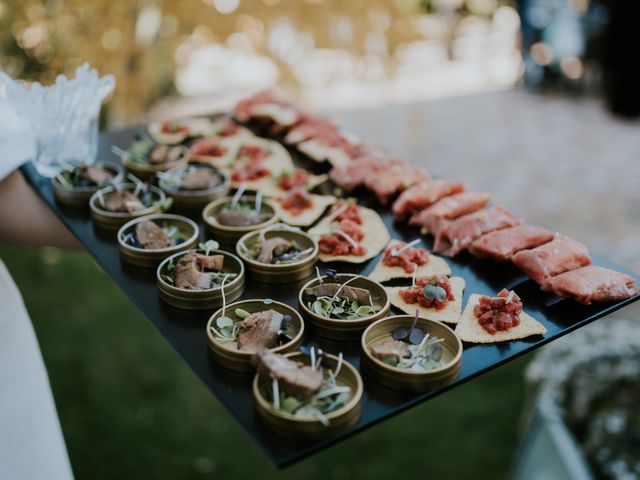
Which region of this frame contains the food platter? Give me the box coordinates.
[21,117,639,468]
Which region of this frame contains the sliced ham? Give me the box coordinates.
[237,310,283,352]
[252,349,323,399]
[392,180,465,220]
[364,163,431,204]
[540,266,637,304]
[433,205,522,257]
[511,235,592,284]
[469,225,555,262]
[329,154,402,192]
[409,191,492,234]
[135,220,173,249]
[284,115,338,144]
[81,165,113,185]
[233,90,301,127]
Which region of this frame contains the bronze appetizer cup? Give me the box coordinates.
[89,183,166,231]
[253,352,363,438]
[202,195,279,249]
[361,315,463,392]
[298,274,390,340]
[53,162,124,207]
[236,227,318,283]
[156,249,245,310]
[158,163,230,212]
[117,214,199,268]
[122,148,187,181]
[206,299,304,372]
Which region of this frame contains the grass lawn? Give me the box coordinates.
[1,246,534,479]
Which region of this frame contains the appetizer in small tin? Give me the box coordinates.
[53,162,123,206]
[308,199,390,263]
[90,181,168,229]
[115,138,187,179]
[455,289,547,343]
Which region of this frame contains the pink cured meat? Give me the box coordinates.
[233,90,301,126]
[469,224,555,262]
[511,235,592,284]
[392,180,465,220]
[409,191,492,234]
[541,266,637,304]
[433,205,522,258]
[328,145,403,192]
[364,163,431,204]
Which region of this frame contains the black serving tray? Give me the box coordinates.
[23,124,640,468]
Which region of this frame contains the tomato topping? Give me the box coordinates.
[382,242,429,273]
[190,139,227,157]
[474,289,523,335]
[331,199,362,224]
[160,120,188,134]
[218,118,239,136]
[318,219,366,256]
[230,162,270,182]
[278,168,310,191]
[399,275,453,310]
[280,189,313,215]
[238,145,269,162]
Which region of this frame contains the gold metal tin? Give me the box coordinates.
[236,228,318,283]
[206,299,304,372]
[52,162,124,207]
[117,214,199,268]
[252,352,363,438]
[89,183,166,231]
[156,249,245,310]
[202,196,279,250]
[298,274,391,340]
[361,315,463,392]
[122,151,187,181]
[158,163,230,212]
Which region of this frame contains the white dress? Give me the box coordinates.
[0,102,74,480]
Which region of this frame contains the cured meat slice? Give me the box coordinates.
[364,163,431,204]
[408,192,492,234]
[511,235,592,284]
[433,205,522,258]
[233,90,301,127]
[284,115,338,144]
[135,220,173,249]
[237,310,284,352]
[252,349,323,399]
[392,180,465,219]
[469,225,555,262]
[540,266,637,304]
[329,155,402,192]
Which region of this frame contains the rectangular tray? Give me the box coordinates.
[23,124,640,467]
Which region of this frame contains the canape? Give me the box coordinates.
[119,138,188,180]
[236,224,318,283]
[53,162,123,207]
[156,240,245,310]
[89,182,168,230]
[117,214,199,267]
[206,299,304,372]
[158,162,230,212]
[147,117,215,145]
[298,271,390,340]
[202,191,279,249]
[252,348,363,437]
[361,313,462,391]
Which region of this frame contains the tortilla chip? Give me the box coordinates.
[190,138,242,168]
[297,140,352,169]
[369,240,451,283]
[455,294,547,343]
[386,277,465,324]
[225,139,296,190]
[148,117,215,145]
[274,193,336,227]
[309,206,391,263]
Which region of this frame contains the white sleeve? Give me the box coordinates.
[0,102,36,182]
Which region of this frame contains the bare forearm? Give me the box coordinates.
[0,170,82,249]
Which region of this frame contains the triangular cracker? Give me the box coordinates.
[309,206,391,263]
[297,140,352,169]
[386,277,465,324]
[227,139,296,190]
[274,193,336,227]
[369,239,451,283]
[455,294,547,343]
[148,117,215,145]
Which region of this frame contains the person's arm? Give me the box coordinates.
[0,170,82,249]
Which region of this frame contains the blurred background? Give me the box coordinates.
[1,1,639,479]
